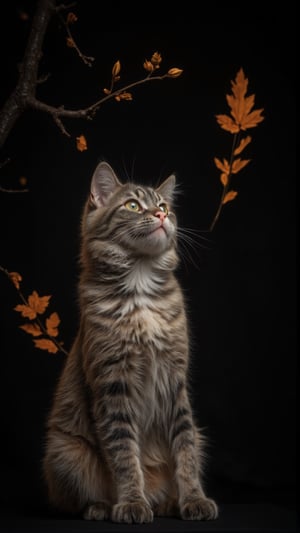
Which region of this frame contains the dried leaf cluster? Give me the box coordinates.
[1,268,67,355]
[210,68,264,230]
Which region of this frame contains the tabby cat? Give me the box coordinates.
[43,160,218,524]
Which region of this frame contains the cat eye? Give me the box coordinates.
[124,200,142,212]
[159,203,169,215]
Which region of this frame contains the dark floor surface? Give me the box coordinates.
[0,504,297,533]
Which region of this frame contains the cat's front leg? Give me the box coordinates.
[170,386,218,521]
[90,380,153,523]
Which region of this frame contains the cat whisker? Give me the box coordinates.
[177,239,201,272]
[176,227,213,271]
[177,227,213,246]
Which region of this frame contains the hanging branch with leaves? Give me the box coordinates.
[76,52,182,152]
[210,68,264,231]
[0,266,67,355]
[0,0,183,154]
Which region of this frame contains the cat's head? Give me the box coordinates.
[82,161,177,258]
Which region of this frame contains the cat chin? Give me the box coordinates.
[135,231,172,256]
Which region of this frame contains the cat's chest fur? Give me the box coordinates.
[92,260,184,348]
[86,260,187,426]
[117,262,176,338]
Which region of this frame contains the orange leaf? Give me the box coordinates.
[28,291,51,315]
[76,135,88,152]
[222,190,238,204]
[9,271,22,290]
[14,291,50,319]
[33,338,58,354]
[19,323,42,337]
[217,68,264,132]
[227,93,255,126]
[241,108,264,130]
[214,157,230,174]
[215,114,240,133]
[231,158,250,174]
[234,136,252,155]
[231,68,248,100]
[220,173,228,186]
[227,68,264,130]
[14,303,36,320]
[46,312,61,337]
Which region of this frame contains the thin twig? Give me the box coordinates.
[26,72,174,135]
[55,2,77,14]
[209,133,240,231]
[57,9,94,67]
[0,186,28,193]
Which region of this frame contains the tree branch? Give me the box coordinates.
[0,0,55,148]
[26,73,173,135]
[0,0,182,150]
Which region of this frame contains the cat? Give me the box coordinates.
[42,160,218,524]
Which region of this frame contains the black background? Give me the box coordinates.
[0,1,296,530]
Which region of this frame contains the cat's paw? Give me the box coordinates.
[112,500,154,523]
[83,501,111,521]
[181,497,218,521]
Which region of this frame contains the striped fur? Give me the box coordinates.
[43,161,218,523]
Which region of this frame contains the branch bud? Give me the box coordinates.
[67,12,78,24]
[66,37,75,48]
[143,60,154,73]
[151,52,162,68]
[112,60,121,78]
[167,68,183,78]
[115,92,133,102]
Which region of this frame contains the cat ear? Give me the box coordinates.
[90,161,122,207]
[156,174,176,204]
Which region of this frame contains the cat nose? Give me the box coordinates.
[155,210,166,222]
